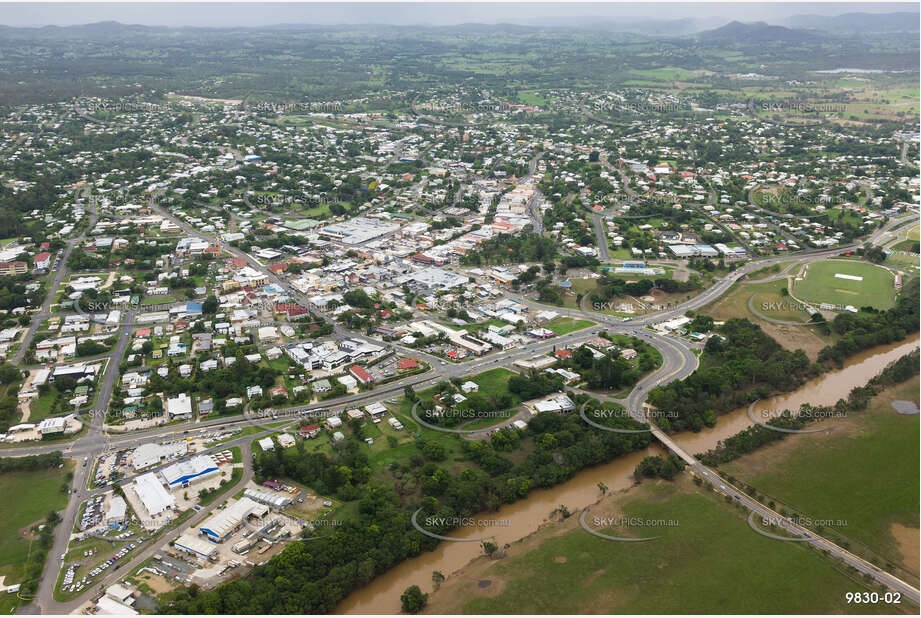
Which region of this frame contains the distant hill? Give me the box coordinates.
[697,20,827,44]
[787,12,920,33]
[516,16,727,35]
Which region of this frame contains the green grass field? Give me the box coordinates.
[517,91,547,106]
[724,377,920,573]
[907,224,920,242]
[443,479,893,614]
[0,463,71,604]
[545,317,594,335]
[794,260,896,310]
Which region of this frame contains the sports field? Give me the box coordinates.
[793,260,896,310]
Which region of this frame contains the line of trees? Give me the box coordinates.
[646,318,817,432]
[0,451,64,474]
[697,349,919,465]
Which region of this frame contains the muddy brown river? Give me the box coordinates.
[337,334,919,613]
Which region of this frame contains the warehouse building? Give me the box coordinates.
[160,455,219,489]
[244,487,292,509]
[132,472,175,516]
[130,441,187,471]
[174,532,219,563]
[106,496,127,527]
[199,497,267,542]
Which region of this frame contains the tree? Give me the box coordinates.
[431,571,445,590]
[400,585,428,614]
[202,294,219,315]
[481,540,498,557]
[0,363,21,385]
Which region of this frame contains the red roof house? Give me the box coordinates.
[397,357,419,371]
[349,365,374,385]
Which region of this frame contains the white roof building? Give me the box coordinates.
[258,437,275,451]
[276,433,295,448]
[199,497,266,542]
[244,487,291,508]
[96,596,138,615]
[37,416,67,434]
[533,394,576,414]
[160,455,219,488]
[106,496,127,524]
[166,393,193,419]
[133,472,175,516]
[174,532,219,561]
[131,442,187,471]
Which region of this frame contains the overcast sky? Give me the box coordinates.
[0,2,916,28]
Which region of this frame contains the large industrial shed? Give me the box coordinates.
[198,497,267,542]
[174,532,219,563]
[132,472,175,516]
[160,455,219,488]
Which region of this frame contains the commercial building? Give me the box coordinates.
[166,393,194,419]
[37,416,67,435]
[130,442,187,471]
[244,487,292,509]
[198,497,267,542]
[320,217,400,245]
[160,455,219,489]
[174,532,219,562]
[532,394,576,414]
[106,496,127,526]
[133,472,175,516]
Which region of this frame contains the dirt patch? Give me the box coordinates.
[424,565,507,613]
[138,572,177,595]
[554,555,567,563]
[758,322,827,361]
[891,524,920,573]
[582,568,607,587]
